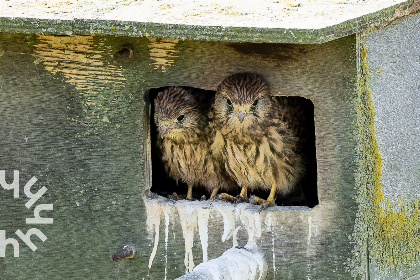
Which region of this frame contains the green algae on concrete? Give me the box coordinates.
[351,42,420,278]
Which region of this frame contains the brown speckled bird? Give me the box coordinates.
[211,73,306,207]
[154,86,235,200]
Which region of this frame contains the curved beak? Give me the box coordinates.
[238,111,246,122]
[158,124,170,137]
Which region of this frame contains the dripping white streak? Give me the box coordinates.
[307,215,312,246]
[217,206,236,243]
[237,204,262,251]
[272,231,276,278]
[232,226,241,247]
[164,211,169,280]
[196,207,210,262]
[264,212,276,278]
[177,202,197,272]
[146,200,162,270]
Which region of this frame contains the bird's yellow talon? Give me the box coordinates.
[209,186,220,200]
[249,195,276,208]
[262,200,277,209]
[186,184,193,200]
[169,192,181,201]
[236,194,249,203]
[249,195,264,205]
[218,193,237,203]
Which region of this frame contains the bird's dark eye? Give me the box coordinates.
[177,115,185,122]
[226,99,233,107]
[251,99,259,107]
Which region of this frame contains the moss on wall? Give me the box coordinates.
[351,43,420,278]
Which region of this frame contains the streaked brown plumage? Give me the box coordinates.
[154,86,235,200]
[212,73,306,207]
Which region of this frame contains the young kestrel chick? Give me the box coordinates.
[212,73,305,207]
[154,87,234,200]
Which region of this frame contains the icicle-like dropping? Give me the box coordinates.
[164,211,169,280]
[265,212,276,278]
[161,203,174,279]
[177,201,198,272]
[196,207,210,262]
[236,204,262,250]
[307,215,312,246]
[145,199,163,270]
[217,206,236,244]
[144,199,271,276]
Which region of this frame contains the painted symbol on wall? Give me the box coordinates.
[0,170,53,257]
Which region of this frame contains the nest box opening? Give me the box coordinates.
[146,87,318,208]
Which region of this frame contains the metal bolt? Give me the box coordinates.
[112,245,135,262]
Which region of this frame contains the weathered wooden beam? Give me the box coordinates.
[0,1,417,44]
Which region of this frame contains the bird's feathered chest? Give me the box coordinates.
[157,128,233,191]
[217,120,302,193]
[211,74,307,195]
[159,137,206,180]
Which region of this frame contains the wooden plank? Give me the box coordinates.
[0,32,357,279]
[352,13,420,279]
